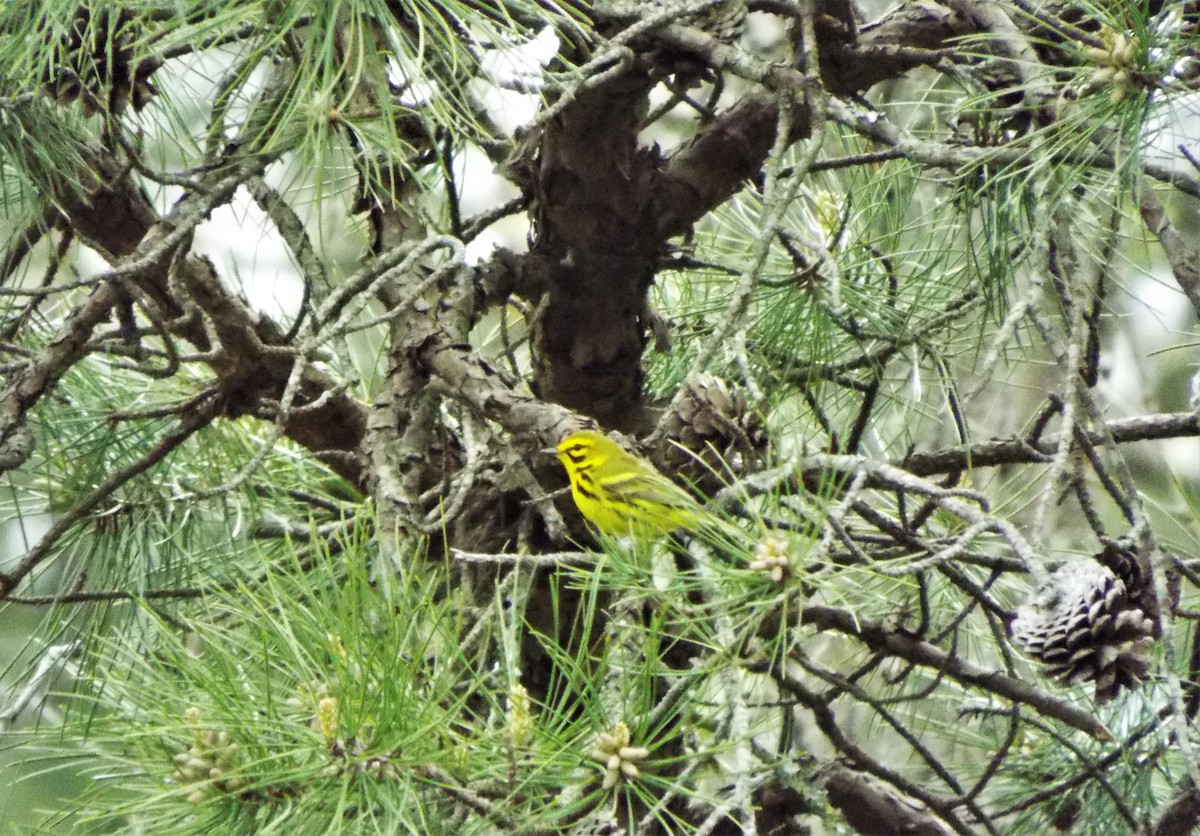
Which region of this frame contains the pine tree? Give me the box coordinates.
[0,1,1198,833]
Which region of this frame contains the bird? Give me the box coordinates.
[554,429,710,538]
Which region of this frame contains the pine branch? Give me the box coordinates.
[0,399,218,597]
[793,605,1112,740]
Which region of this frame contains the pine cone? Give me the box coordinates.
[1094,539,1162,636]
[1012,562,1156,703]
[657,373,766,495]
[40,5,161,116]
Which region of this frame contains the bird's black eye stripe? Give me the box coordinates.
[565,445,588,463]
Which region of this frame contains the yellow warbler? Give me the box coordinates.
[554,430,710,538]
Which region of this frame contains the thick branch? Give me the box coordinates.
[822,762,955,836]
[21,148,371,485]
[654,0,972,237]
[900,412,1200,477]
[523,67,661,429]
[0,163,259,474]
